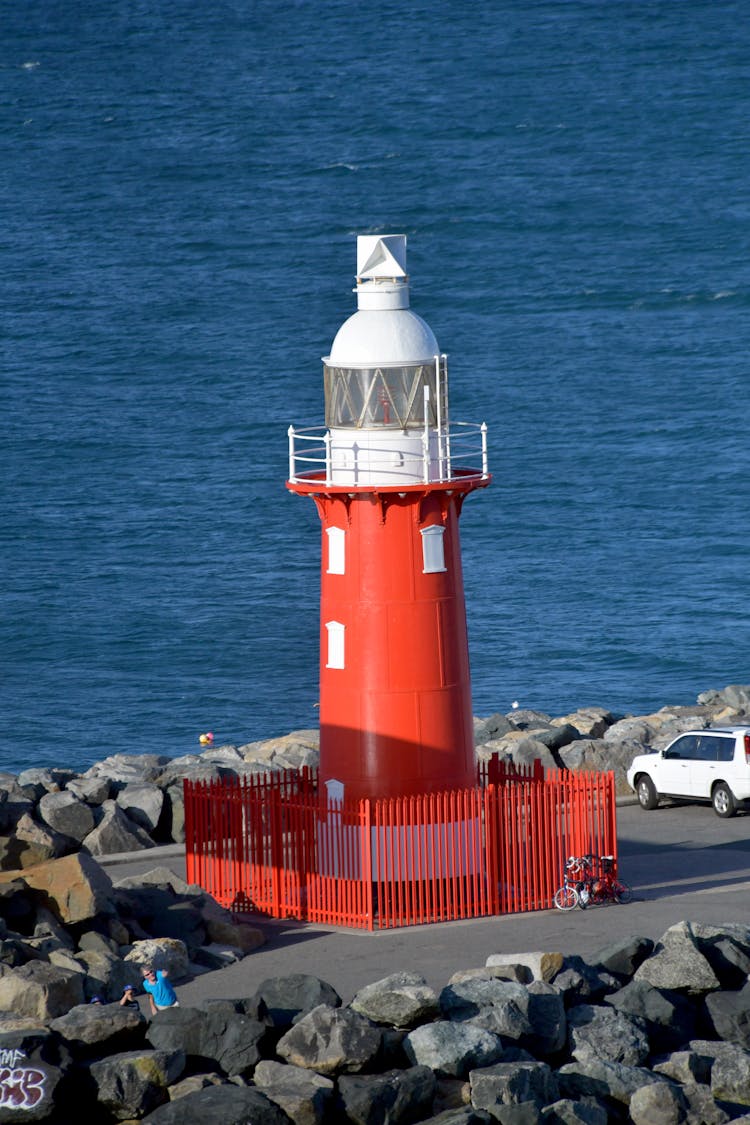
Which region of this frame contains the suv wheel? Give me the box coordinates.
[712,783,737,819]
[636,775,659,810]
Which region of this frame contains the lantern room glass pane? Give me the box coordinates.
[324,363,439,429]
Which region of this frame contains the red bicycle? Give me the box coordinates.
[577,853,632,907]
[553,854,632,910]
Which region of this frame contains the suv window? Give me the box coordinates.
[715,735,735,763]
[665,735,698,760]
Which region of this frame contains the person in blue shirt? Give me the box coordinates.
[141,966,179,1015]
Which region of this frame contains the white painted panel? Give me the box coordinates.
[325,621,345,669]
[326,527,346,574]
[421,524,446,573]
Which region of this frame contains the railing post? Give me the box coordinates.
[422,386,430,483]
[481,421,488,478]
[434,355,445,480]
[362,798,373,931]
[287,425,296,482]
[324,430,332,486]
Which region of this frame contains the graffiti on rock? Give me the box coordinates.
[0,1050,47,1111]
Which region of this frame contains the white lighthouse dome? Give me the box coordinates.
[327,307,439,367]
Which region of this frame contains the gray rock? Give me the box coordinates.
[634,921,721,995]
[557,739,607,772]
[33,908,76,952]
[474,714,516,745]
[250,973,341,1028]
[418,1110,492,1125]
[507,737,559,771]
[82,799,155,855]
[557,1058,665,1106]
[141,1083,290,1123]
[485,952,563,983]
[84,753,169,785]
[453,966,532,986]
[566,1004,649,1066]
[690,927,750,989]
[1,812,72,868]
[526,983,567,1056]
[125,937,189,979]
[253,1059,334,1124]
[525,724,579,752]
[74,948,139,1002]
[114,865,194,895]
[337,1066,437,1124]
[588,935,654,978]
[351,970,440,1028]
[404,1020,504,1078]
[470,1060,559,1110]
[164,783,185,843]
[628,1080,688,1125]
[697,684,750,710]
[602,717,655,744]
[37,790,95,844]
[440,979,533,1040]
[680,1081,732,1124]
[116,782,165,834]
[652,1050,711,1086]
[146,1002,265,1076]
[77,929,118,956]
[711,1041,750,1105]
[0,960,83,1020]
[17,767,73,795]
[705,982,750,1047]
[0,1059,63,1122]
[66,775,111,804]
[164,1072,224,1100]
[506,710,552,730]
[552,707,615,740]
[552,956,617,1004]
[605,978,697,1051]
[49,1000,146,1054]
[540,1098,608,1123]
[89,1047,184,1120]
[276,1003,381,1075]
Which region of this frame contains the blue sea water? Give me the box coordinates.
[2,1,749,776]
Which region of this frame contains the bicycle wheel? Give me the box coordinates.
[553,885,579,911]
[613,880,633,904]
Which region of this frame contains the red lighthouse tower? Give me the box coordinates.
[288,234,489,806]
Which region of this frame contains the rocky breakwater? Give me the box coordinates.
[0,852,265,1120]
[2,684,749,876]
[473,683,750,796]
[6,922,750,1121]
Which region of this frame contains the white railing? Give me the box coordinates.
[287,420,488,487]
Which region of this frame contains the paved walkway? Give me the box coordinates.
[101,801,750,1005]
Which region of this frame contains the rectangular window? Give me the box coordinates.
[326,527,346,574]
[421,524,446,573]
[325,621,345,669]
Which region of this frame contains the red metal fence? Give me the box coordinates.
[184,759,617,930]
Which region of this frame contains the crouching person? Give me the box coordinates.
[141,966,179,1015]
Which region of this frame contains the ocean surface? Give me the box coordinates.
[3,1,749,776]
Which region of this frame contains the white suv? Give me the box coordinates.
[627,727,750,818]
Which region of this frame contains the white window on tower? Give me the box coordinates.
[325,621,345,668]
[421,524,446,573]
[326,527,346,574]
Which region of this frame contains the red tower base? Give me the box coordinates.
[183,761,619,930]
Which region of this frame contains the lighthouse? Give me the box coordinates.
[287,234,489,806]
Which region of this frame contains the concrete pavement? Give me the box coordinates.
[101,800,750,1005]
